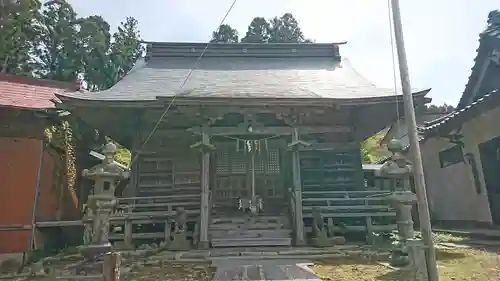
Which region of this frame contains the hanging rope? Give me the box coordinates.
[218,135,281,153]
[387,0,401,136]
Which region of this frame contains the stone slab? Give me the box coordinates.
[212,259,321,281]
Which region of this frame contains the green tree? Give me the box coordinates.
[210,24,239,43]
[31,0,80,81]
[268,13,311,43]
[30,0,142,90]
[241,17,270,43]
[0,0,40,74]
[211,13,313,44]
[28,0,140,169]
[76,15,111,91]
[103,17,144,90]
[361,132,386,163]
[425,103,454,114]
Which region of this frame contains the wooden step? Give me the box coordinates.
[209,229,292,239]
[138,186,200,197]
[139,190,199,197]
[209,223,287,231]
[118,194,201,213]
[121,194,200,203]
[211,216,287,224]
[211,237,292,247]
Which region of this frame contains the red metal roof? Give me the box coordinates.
[0,74,75,109]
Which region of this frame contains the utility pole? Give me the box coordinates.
[390,0,439,280]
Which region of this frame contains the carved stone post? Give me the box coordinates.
[79,142,129,260]
[190,127,215,249]
[377,139,428,280]
[288,127,310,246]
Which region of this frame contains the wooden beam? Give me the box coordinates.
[187,125,350,136]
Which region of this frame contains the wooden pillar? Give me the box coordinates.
[290,128,305,245]
[199,129,210,248]
[245,151,253,198]
[124,219,133,249]
[164,219,171,244]
[123,205,133,249]
[192,128,214,249]
[250,153,256,198]
[103,252,121,281]
[125,112,143,197]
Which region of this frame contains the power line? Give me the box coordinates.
[387,0,400,136]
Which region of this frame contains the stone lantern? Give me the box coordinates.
[79,142,129,260]
[376,140,427,279]
[378,140,416,242]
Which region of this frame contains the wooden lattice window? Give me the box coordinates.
[215,149,229,174]
[253,148,280,174]
[266,149,280,174]
[216,146,280,175]
[230,152,246,174]
[215,143,247,175]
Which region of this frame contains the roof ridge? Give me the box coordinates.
[145,42,344,59]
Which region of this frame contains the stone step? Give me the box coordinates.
[209,229,292,239]
[211,237,292,247]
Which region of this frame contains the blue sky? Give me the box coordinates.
[68,0,498,106]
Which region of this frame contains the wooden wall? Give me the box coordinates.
[0,137,80,253]
[0,108,79,253]
[133,137,203,222]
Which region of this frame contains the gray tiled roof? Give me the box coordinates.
[61,56,399,101]
[378,90,500,164]
[457,10,500,108]
[422,89,500,133]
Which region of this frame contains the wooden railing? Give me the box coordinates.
[3,195,202,246]
[0,169,399,248]
[301,190,397,233]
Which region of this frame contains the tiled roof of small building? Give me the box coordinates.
[59,42,425,102]
[457,10,500,108]
[376,89,500,165]
[0,74,74,109]
[421,89,500,134]
[419,10,500,135]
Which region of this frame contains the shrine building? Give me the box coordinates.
[56,42,431,248]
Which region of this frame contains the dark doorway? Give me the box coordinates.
[479,136,500,225]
